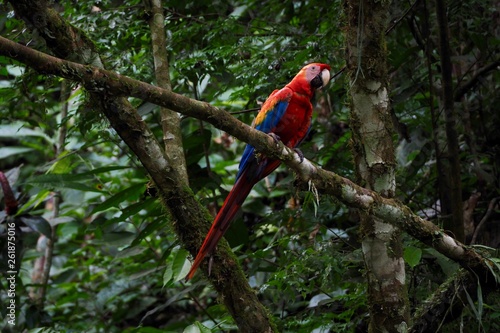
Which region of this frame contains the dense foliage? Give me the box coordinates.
[0,0,498,332]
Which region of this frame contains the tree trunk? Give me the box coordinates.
[344,0,410,331]
[7,1,278,331]
[435,0,465,242]
[144,0,189,186]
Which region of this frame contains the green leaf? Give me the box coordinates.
[163,247,191,286]
[403,246,422,268]
[129,266,163,280]
[424,248,460,275]
[0,123,53,143]
[51,216,74,226]
[0,146,34,159]
[94,231,136,247]
[130,216,166,247]
[16,189,51,214]
[183,322,211,333]
[80,165,132,176]
[464,283,482,322]
[48,151,76,174]
[485,257,500,284]
[104,197,157,225]
[92,182,146,213]
[114,245,147,259]
[57,221,80,242]
[25,166,131,185]
[25,174,103,192]
[19,215,52,239]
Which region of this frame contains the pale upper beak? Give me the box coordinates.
[319,68,330,89]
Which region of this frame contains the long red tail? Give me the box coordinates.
[186,171,256,280]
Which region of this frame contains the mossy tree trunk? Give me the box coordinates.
[7,1,278,331]
[344,0,410,331]
[144,0,189,186]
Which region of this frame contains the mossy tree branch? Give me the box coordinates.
[409,269,479,333]
[0,36,497,294]
[5,2,278,330]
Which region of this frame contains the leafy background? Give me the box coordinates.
[0,0,499,332]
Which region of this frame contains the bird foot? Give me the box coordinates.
[294,148,304,163]
[268,133,281,146]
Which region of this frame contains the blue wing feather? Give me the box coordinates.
[236,99,290,180]
[236,144,255,180]
[254,100,289,133]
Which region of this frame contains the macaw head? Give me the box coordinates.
[287,63,331,96]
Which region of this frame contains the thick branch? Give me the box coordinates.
[2,6,277,330]
[0,37,496,291]
[0,36,290,168]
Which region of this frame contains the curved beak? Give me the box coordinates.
[311,68,331,90]
[319,68,330,89]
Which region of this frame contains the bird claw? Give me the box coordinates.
[268,133,281,146]
[268,133,305,164]
[294,148,304,163]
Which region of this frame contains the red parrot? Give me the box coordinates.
[186,63,331,279]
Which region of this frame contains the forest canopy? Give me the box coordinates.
[0,0,499,332]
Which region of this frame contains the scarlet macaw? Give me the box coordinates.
[186,63,331,279]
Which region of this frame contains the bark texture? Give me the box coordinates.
[144,0,189,186]
[344,0,409,331]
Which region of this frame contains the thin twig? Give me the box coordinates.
[471,197,500,245]
[454,59,500,101]
[385,0,422,35]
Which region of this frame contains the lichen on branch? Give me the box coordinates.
[0,35,496,290]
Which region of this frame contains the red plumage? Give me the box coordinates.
[186,63,331,280]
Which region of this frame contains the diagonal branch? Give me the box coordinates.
[0,36,497,292]
[454,59,500,101]
[1,7,277,330]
